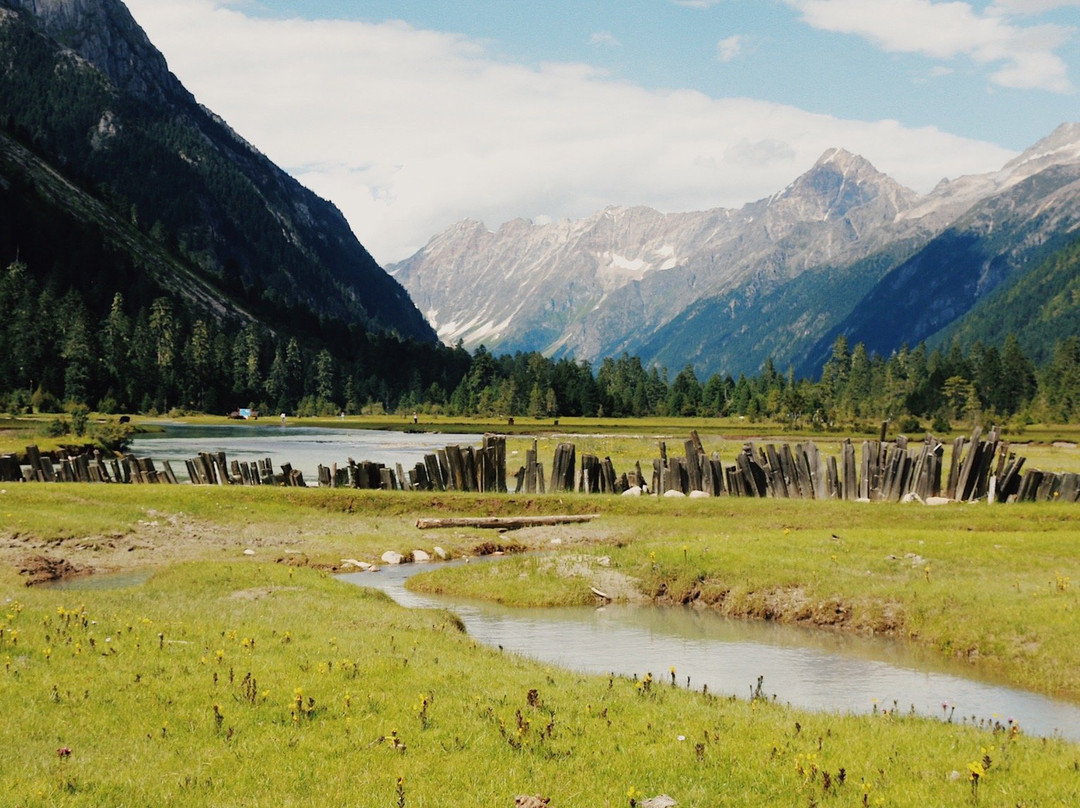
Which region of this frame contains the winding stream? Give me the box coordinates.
[342,562,1080,742]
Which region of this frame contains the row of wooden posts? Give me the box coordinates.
[1,445,181,484]
[0,426,1076,504]
[647,426,1026,503]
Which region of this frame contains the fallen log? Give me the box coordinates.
[416,514,599,531]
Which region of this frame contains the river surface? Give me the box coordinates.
[129,423,481,482]
[342,562,1080,742]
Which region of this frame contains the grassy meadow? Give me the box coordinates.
[3,557,1079,807]
[4,419,1080,805]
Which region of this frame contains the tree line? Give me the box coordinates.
[4,256,1080,427]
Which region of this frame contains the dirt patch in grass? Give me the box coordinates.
[18,554,87,586]
[1,512,293,581]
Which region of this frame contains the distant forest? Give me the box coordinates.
[5,256,1080,428]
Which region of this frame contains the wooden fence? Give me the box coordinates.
[0,426,1074,503]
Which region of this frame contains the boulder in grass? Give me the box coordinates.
[412,549,431,563]
[381,551,404,565]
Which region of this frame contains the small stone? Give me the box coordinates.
[433,546,448,560]
[925,496,952,506]
[688,490,710,498]
[641,796,677,808]
[381,551,404,565]
[514,796,550,808]
[243,549,256,556]
[549,538,563,545]
[663,489,686,498]
[622,486,643,496]
[412,550,431,563]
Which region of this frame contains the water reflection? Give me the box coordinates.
[129,424,481,482]
[343,563,1080,742]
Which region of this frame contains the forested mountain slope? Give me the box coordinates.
[0,0,466,414]
[0,0,434,341]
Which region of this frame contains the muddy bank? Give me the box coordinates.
[18,554,87,586]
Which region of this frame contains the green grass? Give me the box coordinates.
[3,561,1079,807]
[7,483,1080,698]
[5,483,1080,804]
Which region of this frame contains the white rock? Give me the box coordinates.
[341,559,373,571]
[925,496,952,506]
[663,489,686,498]
[622,486,643,496]
[381,551,404,565]
[412,550,431,563]
[243,549,256,556]
[549,537,563,545]
[688,490,710,498]
[433,546,448,560]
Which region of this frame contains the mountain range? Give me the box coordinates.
[390,123,1080,378]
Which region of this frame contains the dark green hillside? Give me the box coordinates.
[0,1,434,341]
[803,164,1080,376]
[933,235,1080,365]
[0,130,469,414]
[0,0,471,415]
[636,241,922,379]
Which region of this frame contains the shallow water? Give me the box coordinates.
[129,423,481,482]
[343,562,1080,742]
[37,570,154,591]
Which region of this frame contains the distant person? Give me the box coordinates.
[412,412,418,425]
[280,412,286,423]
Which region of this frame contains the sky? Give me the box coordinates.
[122,0,1080,264]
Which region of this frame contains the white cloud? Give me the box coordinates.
[787,0,1075,93]
[716,34,744,62]
[991,0,1080,12]
[589,31,622,47]
[125,0,1017,264]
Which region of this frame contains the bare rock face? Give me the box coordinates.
[390,148,930,369]
[392,123,1080,377]
[1,0,179,103]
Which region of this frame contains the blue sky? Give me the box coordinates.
[124,0,1079,262]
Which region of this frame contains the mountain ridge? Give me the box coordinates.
[392,122,1080,377]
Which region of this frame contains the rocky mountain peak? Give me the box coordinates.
[768,147,920,226]
[774,147,917,221]
[1000,121,1080,179]
[0,0,183,103]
